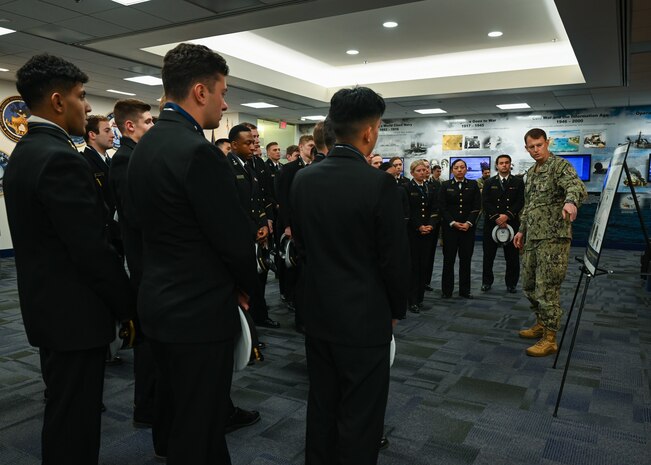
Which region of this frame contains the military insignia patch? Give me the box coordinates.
[1,96,30,143]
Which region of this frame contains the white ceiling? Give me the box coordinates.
[0,0,648,123]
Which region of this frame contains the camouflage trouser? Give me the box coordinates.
[521,238,571,332]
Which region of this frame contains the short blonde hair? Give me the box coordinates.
[410,159,427,174]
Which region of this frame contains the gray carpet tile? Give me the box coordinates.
[0,246,650,464]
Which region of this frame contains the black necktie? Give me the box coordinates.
[245,160,256,180]
[501,177,507,189]
[104,155,111,167]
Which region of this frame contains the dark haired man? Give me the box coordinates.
[216,137,231,154]
[514,128,587,357]
[286,144,300,162]
[313,120,335,162]
[389,156,409,186]
[227,124,277,330]
[127,43,258,465]
[5,53,135,465]
[481,154,525,294]
[241,122,279,329]
[108,99,158,436]
[276,134,315,325]
[82,114,121,261]
[291,86,409,465]
[440,159,481,298]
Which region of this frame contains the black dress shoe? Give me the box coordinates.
[417,301,424,308]
[424,285,434,292]
[408,304,420,314]
[459,293,474,299]
[256,317,280,328]
[380,436,390,450]
[441,293,452,299]
[481,284,491,292]
[507,286,517,293]
[257,341,267,350]
[225,407,261,433]
[286,301,296,312]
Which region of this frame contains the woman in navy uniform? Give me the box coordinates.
[439,159,481,298]
[405,159,439,312]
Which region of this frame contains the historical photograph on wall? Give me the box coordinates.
[549,129,580,152]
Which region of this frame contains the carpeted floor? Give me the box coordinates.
[0,246,649,464]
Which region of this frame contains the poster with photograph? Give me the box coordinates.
[583,131,607,148]
[584,143,630,274]
[464,135,481,149]
[549,130,580,152]
[442,134,462,151]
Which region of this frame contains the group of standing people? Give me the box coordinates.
[380,130,586,361]
[4,41,587,465]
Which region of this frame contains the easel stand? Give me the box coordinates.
[551,160,650,417]
[552,261,611,417]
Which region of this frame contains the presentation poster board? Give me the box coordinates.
[584,143,631,274]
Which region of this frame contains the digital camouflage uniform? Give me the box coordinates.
[519,154,587,331]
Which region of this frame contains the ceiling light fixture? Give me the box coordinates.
[496,103,530,110]
[414,108,447,114]
[241,102,278,109]
[383,21,398,28]
[0,27,15,36]
[111,0,151,5]
[300,115,326,121]
[488,31,503,38]
[346,49,359,55]
[107,89,136,96]
[0,68,8,72]
[124,75,162,86]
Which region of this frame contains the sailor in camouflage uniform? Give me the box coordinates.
[513,128,587,357]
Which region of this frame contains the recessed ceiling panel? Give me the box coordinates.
[254,0,560,66]
[0,0,82,23]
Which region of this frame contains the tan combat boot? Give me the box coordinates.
[526,329,558,357]
[518,321,544,339]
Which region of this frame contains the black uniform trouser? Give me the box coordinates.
[150,339,234,465]
[39,346,106,465]
[305,336,389,465]
[408,229,434,306]
[251,270,270,324]
[424,223,440,285]
[482,228,520,288]
[441,225,476,296]
[134,339,157,420]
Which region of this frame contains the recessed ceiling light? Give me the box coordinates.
[241,102,278,109]
[300,115,326,121]
[107,89,136,96]
[414,108,447,114]
[346,49,359,55]
[496,103,530,110]
[0,27,15,36]
[0,68,8,72]
[383,21,398,28]
[488,31,503,38]
[124,75,162,86]
[111,0,150,5]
